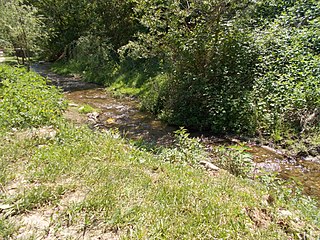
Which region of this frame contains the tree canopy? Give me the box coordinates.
[0,0,47,67]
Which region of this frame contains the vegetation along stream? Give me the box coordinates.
[33,63,320,202]
[2,1,320,238]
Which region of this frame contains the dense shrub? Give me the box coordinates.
[28,0,138,60]
[130,0,319,137]
[131,0,257,133]
[67,35,117,84]
[0,65,66,129]
[252,0,320,137]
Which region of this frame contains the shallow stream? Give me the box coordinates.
[33,63,320,201]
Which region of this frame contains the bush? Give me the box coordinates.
[131,0,258,133]
[159,30,257,133]
[253,0,320,137]
[213,145,253,178]
[0,65,67,129]
[69,35,117,84]
[159,127,208,166]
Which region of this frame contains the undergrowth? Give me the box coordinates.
[0,65,67,129]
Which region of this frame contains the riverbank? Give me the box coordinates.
[1,64,319,239]
[47,62,320,201]
[2,122,319,239]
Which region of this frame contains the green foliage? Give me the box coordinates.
[130,0,257,133]
[87,0,138,51]
[0,217,16,239]
[140,73,168,114]
[0,0,47,65]
[57,35,117,84]
[248,0,296,26]
[26,0,94,59]
[12,185,65,213]
[253,0,320,137]
[27,0,138,60]
[126,0,320,137]
[159,127,208,166]
[0,65,66,129]
[213,145,253,177]
[78,104,98,114]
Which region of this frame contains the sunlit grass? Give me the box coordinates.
[0,122,319,239]
[78,104,100,114]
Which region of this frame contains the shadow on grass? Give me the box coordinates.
[51,56,163,94]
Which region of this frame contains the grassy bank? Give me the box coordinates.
[1,123,320,239]
[1,65,320,239]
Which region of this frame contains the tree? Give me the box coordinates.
[0,0,46,69]
[26,0,92,60]
[128,0,257,133]
[26,0,138,60]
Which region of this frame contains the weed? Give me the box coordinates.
[78,104,99,114]
[213,144,253,178]
[0,217,16,239]
[159,127,208,166]
[0,65,67,130]
[4,185,66,215]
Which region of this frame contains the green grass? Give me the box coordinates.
[50,60,82,76]
[0,216,16,239]
[107,81,145,97]
[0,123,319,239]
[78,104,100,114]
[51,58,158,98]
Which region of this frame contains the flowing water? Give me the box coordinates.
[66,88,176,146]
[33,63,320,201]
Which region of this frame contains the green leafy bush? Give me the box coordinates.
[127,0,319,138]
[253,0,320,137]
[213,145,253,178]
[0,65,66,129]
[130,0,258,133]
[140,73,168,114]
[67,35,117,84]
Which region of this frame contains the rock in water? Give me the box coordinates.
[87,112,100,123]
